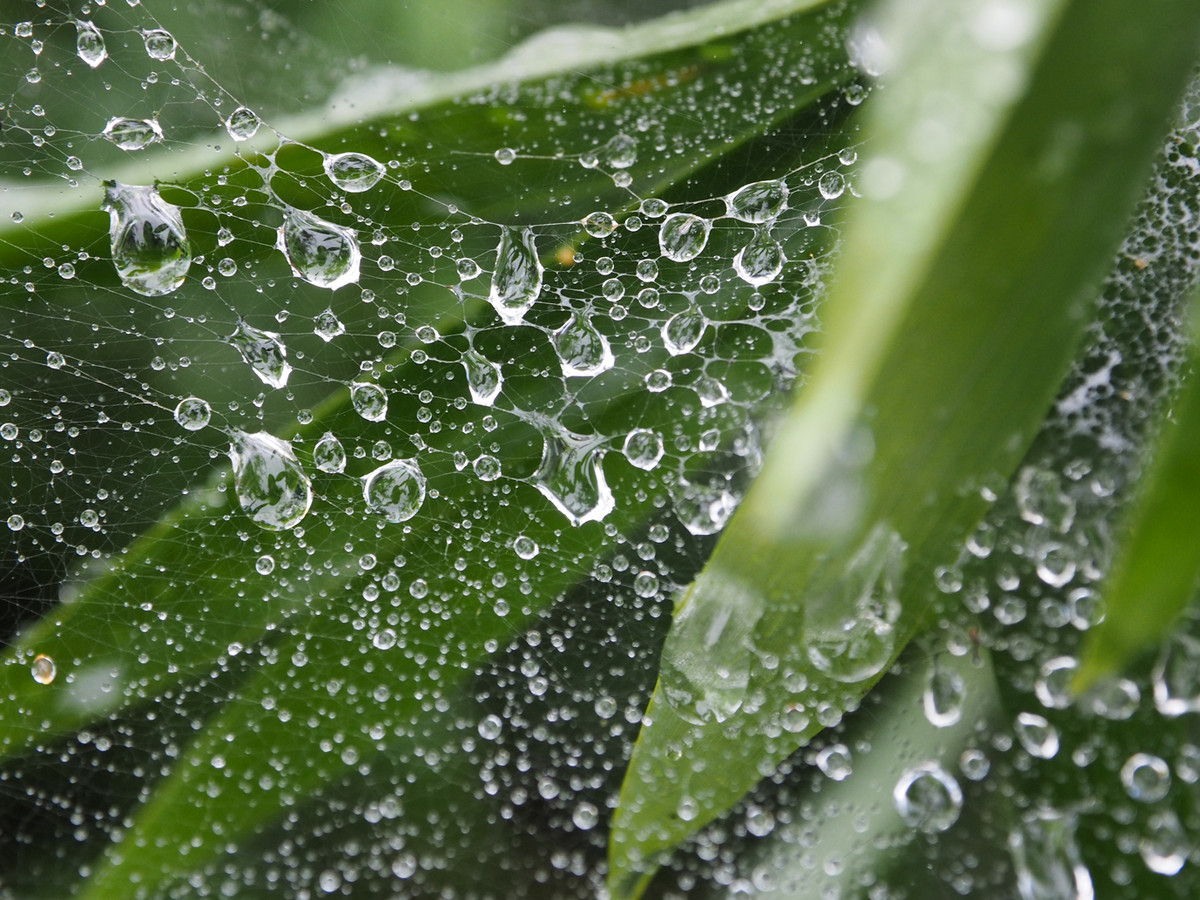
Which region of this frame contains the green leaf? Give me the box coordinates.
[1076,289,1200,690]
[609,0,1200,895]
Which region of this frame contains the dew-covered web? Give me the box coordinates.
[6,1,1200,899]
[0,1,866,896]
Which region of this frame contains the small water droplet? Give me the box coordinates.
[462,349,503,406]
[597,133,637,169]
[582,211,618,238]
[924,663,966,727]
[324,151,385,193]
[532,420,613,526]
[623,428,664,470]
[102,182,191,297]
[7,515,23,532]
[1014,712,1059,759]
[1014,466,1075,533]
[658,213,711,262]
[372,628,397,650]
[725,179,789,223]
[554,313,614,377]
[277,208,361,290]
[1034,656,1077,709]
[351,383,388,422]
[818,171,845,200]
[173,397,211,431]
[363,459,426,523]
[478,714,502,739]
[225,106,261,141]
[75,20,107,68]
[456,257,481,280]
[816,743,853,781]
[513,535,539,559]
[488,227,543,325]
[312,433,346,474]
[494,147,516,165]
[733,226,785,286]
[313,308,345,342]
[1120,753,1171,803]
[31,654,56,685]
[662,306,706,355]
[894,762,962,833]
[229,431,313,532]
[142,28,176,60]
[473,454,501,482]
[229,321,291,389]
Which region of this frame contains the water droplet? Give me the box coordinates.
[1087,677,1140,720]
[513,535,539,559]
[102,117,163,151]
[225,106,261,141]
[102,182,191,297]
[1120,753,1171,803]
[818,171,845,200]
[462,349,503,406]
[894,762,962,833]
[313,308,345,342]
[725,179,789,223]
[1034,656,1077,709]
[229,431,313,532]
[1014,712,1059,759]
[256,555,275,575]
[1152,632,1200,716]
[351,383,388,422]
[662,306,706,355]
[816,743,853,781]
[623,428,664,470]
[324,151,385,193]
[174,397,211,431]
[532,421,614,526]
[661,569,763,724]
[554,313,614,377]
[313,433,346,474]
[75,20,107,68]
[923,663,966,727]
[488,227,542,325]
[658,213,711,262]
[1008,810,1094,900]
[277,208,361,290]
[372,628,397,650]
[806,524,906,683]
[597,133,637,169]
[31,654,56,685]
[494,147,516,165]
[46,351,64,370]
[572,802,599,830]
[733,226,785,287]
[7,515,23,532]
[1141,810,1187,876]
[672,475,737,536]
[473,454,501,482]
[229,321,291,389]
[582,211,618,238]
[478,714,502,739]
[142,28,176,59]
[1014,466,1075,533]
[363,459,426,523]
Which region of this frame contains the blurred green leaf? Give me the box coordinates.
[609,1,1200,895]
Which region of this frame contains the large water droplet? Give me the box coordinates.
[225,106,261,141]
[1120,753,1171,803]
[229,321,291,389]
[725,178,789,223]
[75,20,107,68]
[623,428,664,471]
[142,28,176,60]
[1141,810,1187,876]
[923,663,966,727]
[102,117,163,151]
[488,227,543,325]
[554,313,614,377]
[363,459,426,523]
[31,654,56,685]
[174,397,211,431]
[662,305,706,355]
[324,151,385,193]
[277,208,361,290]
[312,432,346,474]
[1152,632,1200,716]
[102,182,191,297]
[351,383,388,422]
[672,474,738,536]
[733,226,785,286]
[229,431,313,531]
[805,523,906,683]
[1009,811,1094,900]
[658,213,711,262]
[313,308,345,342]
[660,568,763,724]
[1014,712,1059,759]
[532,421,614,526]
[597,133,637,169]
[894,762,962,833]
[462,349,502,406]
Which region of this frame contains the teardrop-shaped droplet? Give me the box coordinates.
[1008,811,1094,900]
[228,431,313,532]
[623,428,663,470]
[894,762,962,833]
[488,227,543,324]
[75,20,107,68]
[225,106,261,141]
[733,226,785,286]
[363,458,426,523]
[462,349,502,407]
[532,420,614,526]
[229,321,291,389]
[923,664,966,727]
[554,313,614,377]
[660,568,763,725]
[174,397,211,431]
[102,182,191,297]
[277,208,361,290]
[1141,810,1187,876]
[142,28,176,60]
[658,213,711,262]
[1014,712,1060,759]
[102,117,163,151]
[1153,632,1200,716]
[313,308,344,342]
[672,474,738,536]
[725,178,789,223]
[351,382,388,422]
[662,306,706,355]
[323,151,385,193]
[313,432,347,474]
